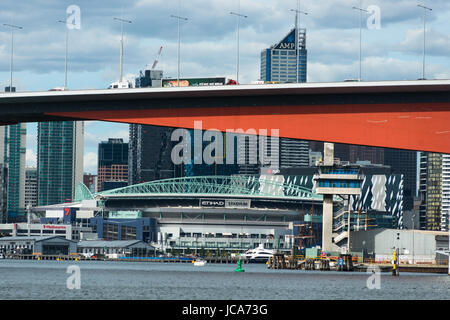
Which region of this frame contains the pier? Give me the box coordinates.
[267,254,449,274]
[3,254,247,264]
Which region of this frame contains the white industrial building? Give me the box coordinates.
[350,228,449,264]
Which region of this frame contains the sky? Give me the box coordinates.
[1,0,449,174]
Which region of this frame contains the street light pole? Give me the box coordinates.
[3,23,23,92]
[352,3,368,82]
[170,14,188,87]
[113,17,132,83]
[58,20,69,89]
[417,4,432,80]
[230,0,247,84]
[290,4,308,84]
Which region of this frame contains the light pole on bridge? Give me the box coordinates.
[230,0,247,84]
[3,23,23,92]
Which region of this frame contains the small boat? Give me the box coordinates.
[193,258,207,267]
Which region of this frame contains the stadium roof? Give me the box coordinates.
[75,175,323,202]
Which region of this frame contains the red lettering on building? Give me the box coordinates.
[43,225,66,230]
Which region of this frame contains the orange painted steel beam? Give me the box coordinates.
[47,101,450,154]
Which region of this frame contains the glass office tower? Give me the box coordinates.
[97,138,129,192]
[1,124,26,221]
[260,28,307,83]
[37,121,84,206]
[258,27,309,173]
[419,152,449,231]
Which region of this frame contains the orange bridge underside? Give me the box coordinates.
[47,102,450,154]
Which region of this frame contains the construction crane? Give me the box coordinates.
[149,46,163,70]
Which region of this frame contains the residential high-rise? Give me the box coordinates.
[280,138,309,168]
[25,168,38,208]
[97,138,128,192]
[0,164,7,223]
[237,135,308,175]
[442,154,450,231]
[419,152,449,231]
[37,121,84,206]
[1,124,26,221]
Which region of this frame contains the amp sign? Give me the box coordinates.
[274,29,296,51]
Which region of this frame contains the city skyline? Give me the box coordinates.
[0,1,448,305]
[1,0,449,173]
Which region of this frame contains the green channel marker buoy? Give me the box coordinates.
[234,256,245,272]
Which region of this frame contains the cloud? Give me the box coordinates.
[83,152,97,174]
[26,149,37,168]
[307,56,449,82]
[398,28,450,57]
[0,0,448,90]
[84,122,129,150]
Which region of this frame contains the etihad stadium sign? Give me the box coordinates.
[200,199,251,209]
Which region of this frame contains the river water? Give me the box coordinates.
[0,260,448,300]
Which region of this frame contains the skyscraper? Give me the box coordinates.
[0,164,7,223]
[260,28,307,83]
[129,125,179,184]
[97,138,128,192]
[419,152,449,231]
[384,149,417,212]
[1,124,26,221]
[37,121,84,206]
[279,138,309,168]
[258,26,309,172]
[442,154,450,231]
[25,168,38,209]
[130,73,240,184]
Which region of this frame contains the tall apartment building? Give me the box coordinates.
[37,121,84,206]
[1,124,26,221]
[97,138,128,192]
[25,168,38,208]
[419,152,449,231]
[0,128,5,223]
[0,164,7,223]
[442,154,450,231]
[237,134,308,174]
